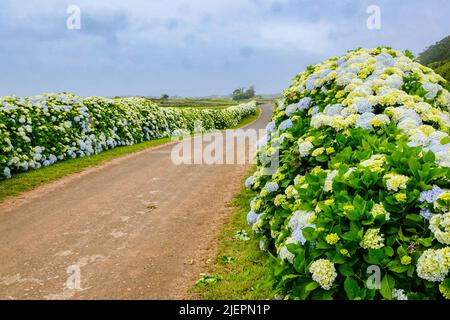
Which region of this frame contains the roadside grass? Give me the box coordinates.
[0,108,261,202]
[232,107,261,129]
[188,171,273,300]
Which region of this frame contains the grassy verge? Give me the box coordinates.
[0,108,261,202]
[188,170,273,300]
[232,107,261,129]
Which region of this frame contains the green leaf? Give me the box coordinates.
[299,281,320,299]
[305,281,320,292]
[366,249,386,265]
[418,237,433,247]
[398,228,410,241]
[387,260,410,273]
[441,278,450,290]
[302,227,316,241]
[384,246,394,257]
[405,214,422,223]
[338,263,354,277]
[397,246,407,257]
[346,209,363,221]
[389,265,410,273]
[422,151,435,164]
[293,248,306,273]
[342,230,361,242]
[408,158,421,178]
[344,277,360,300]
[380,274,395,300]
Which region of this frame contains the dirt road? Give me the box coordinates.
[0,104,272,299]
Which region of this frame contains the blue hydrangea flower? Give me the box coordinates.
[285,104,298,116]
[420,208,433,220]
[355,99,373,114]
[265,121,276,133]
[285,97,312,116]
[306,75,317,92]
[245,175,255,187]
[324,104,343,116]
[278,119,293,131]
[246,210,259,226]
[298,97,312,111]
[292,228,307,245]
[419,185,444,203]
[355,112,376,130]
[264,181,279,193]
[3,167,11,178]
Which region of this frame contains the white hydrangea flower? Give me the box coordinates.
[309,259,337,290]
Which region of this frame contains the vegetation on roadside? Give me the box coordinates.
[0,107,261,202]
[246,47,450,300]
[189,172,273,300]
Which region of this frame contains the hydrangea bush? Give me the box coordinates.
[246,47,450,300]
[0,93,256,179]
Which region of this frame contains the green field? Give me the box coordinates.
[149,98,237,108]
[149,97,280,109]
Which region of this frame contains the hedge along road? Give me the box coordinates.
[0,104,273,299]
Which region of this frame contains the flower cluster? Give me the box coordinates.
[392,289,408,300]
[429,212,450,245]
[360,228,385,249]
[416,248,450,282]
[0,93,256,178]
[246,47,450,300]
[309,259,338,290]
[384,173,410,191]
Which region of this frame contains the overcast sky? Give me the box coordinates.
[0,0,449,97]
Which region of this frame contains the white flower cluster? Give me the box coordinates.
[429,211,450,245]
[309,259,337,290]
[416,247,450,282]
[288,48,450,167]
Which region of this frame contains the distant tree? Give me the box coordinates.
[232,86,256,101]
[160,94,169,100]
[244,86,255,99]
[232,88,244,101]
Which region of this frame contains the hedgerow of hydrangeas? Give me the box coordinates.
[245,47,450,300]
[0,93,256,179]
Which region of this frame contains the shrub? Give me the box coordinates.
[0,93,256,179]
[246,47,450,300]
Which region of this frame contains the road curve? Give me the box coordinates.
[0,104,273,299]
